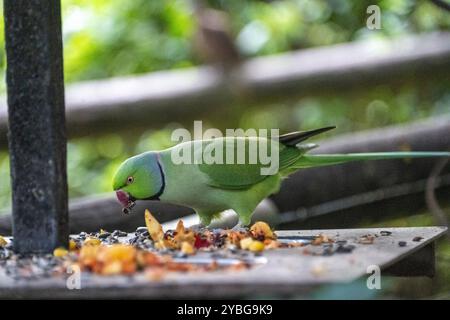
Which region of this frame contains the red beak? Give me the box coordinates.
[116,190,130,208]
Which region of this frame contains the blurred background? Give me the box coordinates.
[0,0,449,298]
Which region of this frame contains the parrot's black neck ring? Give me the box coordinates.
[143,157,166,201]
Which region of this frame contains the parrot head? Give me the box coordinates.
[112,152,165,214]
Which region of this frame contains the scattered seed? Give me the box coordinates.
[412,236,423,242]
[336,244,356,254]
[359,234,375,244]
[398,241,407,247]
[112,230,128,237]
[98,232,111,239]
[135,227,148,234]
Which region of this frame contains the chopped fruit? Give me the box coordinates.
[83,238,101,246]
[137,251,162,267]
[102,261,123,275]
[181,242,195,255]
[0,235,7,247]
[358,234,375,245]
[145,209,164,242]
[79,244,101,269]
[175,220,185,234]
[69,239,77,251]
[249,240,265,252]
[250,221,275,240]
[240,237,253,250]
[173,221,195,247]
[97,244,136,264]
[53,247,69,258]
[264,239,280,249]
[226,230,248,246]
[194,234,211,249]
[312,234,332,245]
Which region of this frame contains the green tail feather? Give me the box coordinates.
[291,152,450,169]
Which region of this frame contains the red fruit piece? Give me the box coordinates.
[194,234,211,249]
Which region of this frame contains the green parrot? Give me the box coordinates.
[112,126,450,228]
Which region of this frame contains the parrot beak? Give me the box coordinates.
[116,190,136,214]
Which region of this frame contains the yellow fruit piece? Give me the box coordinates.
[0,235,7,247]
[250,221,275,239]
[69,239,77,251]
[181,242,195,255]
[264,239,280,249]
[249,240,265,252]
[175,220,185,234]
[240,237,253,250]
[154,240,166,250]
[84,238,101,246]
[97,245,137,275]
[145,209,164,242]
[173,220,195,247]
[102,261,123,275]
[79,244,101,268]
[53,247,69,257]
[98,244,136,264]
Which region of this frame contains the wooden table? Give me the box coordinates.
[0,226,446,299]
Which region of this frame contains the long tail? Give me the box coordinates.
[291,152,450,168]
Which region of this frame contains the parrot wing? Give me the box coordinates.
[197,137,305,190]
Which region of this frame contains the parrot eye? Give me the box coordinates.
[126,176,134,185]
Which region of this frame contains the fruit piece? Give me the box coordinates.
[137,251,162,267]
[226,230,247,246]
[83,238,101,246]
[181,241,195,255]
[250,221,275,239]
[69,239,77,251]
[145,209,164,242]
[175,220,185,234]
[194,234,211,249]
[0,235,7,247]
[79,244,101,269]
[263,239,280,249]
[53,247,69,257]
[98,244,136,263]
[240,237,253,250]
[102,261,122,275]
[249,240,265,252]
[173,222,195,247]
[312,234,332,245]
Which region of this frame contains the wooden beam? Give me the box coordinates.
[0,32,449,147]
[3,0,68,253]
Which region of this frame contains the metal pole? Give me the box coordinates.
[3,0,68,253]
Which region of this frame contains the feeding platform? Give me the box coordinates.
[0,226,446,299]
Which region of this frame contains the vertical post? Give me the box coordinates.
[3,1,68,253]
